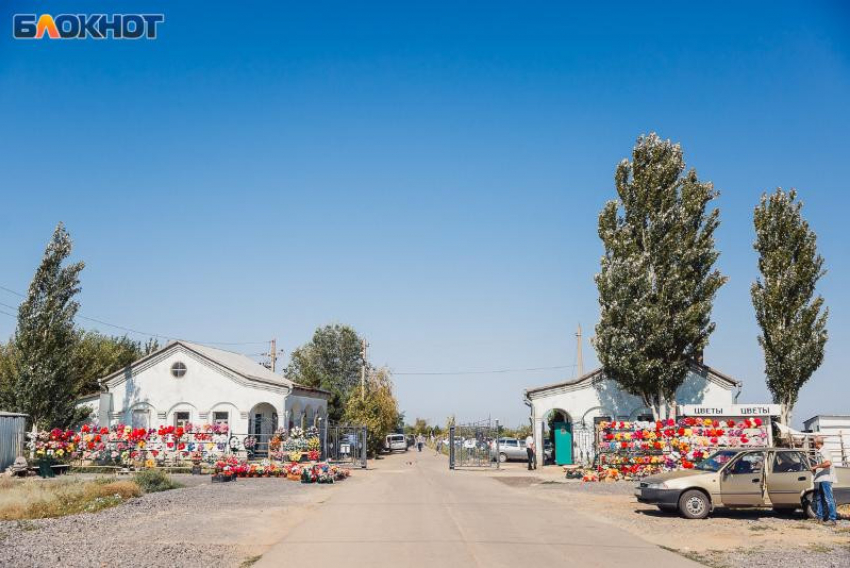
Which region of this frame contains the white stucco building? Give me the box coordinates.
[77,340,329,441]
[524,361,741,465]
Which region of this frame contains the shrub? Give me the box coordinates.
[134,469,180,493]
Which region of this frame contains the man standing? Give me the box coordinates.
[525,433,536,470]
[811,436,837,526]
[416,434,424,452]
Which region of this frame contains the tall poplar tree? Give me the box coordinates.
[751,189,828,425]
[12,223,88,429]
[595,134,727,419]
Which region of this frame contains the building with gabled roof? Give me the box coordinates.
[77,340,329,449]
[524,360,741,465]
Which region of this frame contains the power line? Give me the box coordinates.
[0,286,268,347]
[394,364,577,376]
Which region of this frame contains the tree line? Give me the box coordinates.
[595,133,828,424]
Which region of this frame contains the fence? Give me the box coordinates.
[449,418,500,469]
[0,412,27,471]
[322,422,367,469]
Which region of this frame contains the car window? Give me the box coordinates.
[506,440,517,447]
[773,452,806,473]
[730,452,765,474]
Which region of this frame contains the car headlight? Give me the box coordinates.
[645,482,668,490]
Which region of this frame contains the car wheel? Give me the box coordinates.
[802,492,817,519]
[499,453,508,463]
[678,489,710,519]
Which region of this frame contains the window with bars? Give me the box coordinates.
[174,411,190,429]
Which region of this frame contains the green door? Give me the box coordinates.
[553,421,573,465]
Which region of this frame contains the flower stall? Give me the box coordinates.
[592,413,771,481]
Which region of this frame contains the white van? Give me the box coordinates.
[385,434,407,453]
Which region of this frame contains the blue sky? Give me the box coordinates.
[1,1,848,428]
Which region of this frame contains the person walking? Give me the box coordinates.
[811,436,837,525]
[525,433,536,470]
[416,434,424,452]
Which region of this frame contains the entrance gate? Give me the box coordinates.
[322,421,368,469]
[449,418,500,469]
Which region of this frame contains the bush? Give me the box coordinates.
[134,469,180,493]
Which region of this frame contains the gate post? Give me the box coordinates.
[449,426,456,470]
[495,419,500,470]
[320,418,328,462]
[361,426,368,469]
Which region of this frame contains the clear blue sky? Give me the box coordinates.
[1,1,848,428]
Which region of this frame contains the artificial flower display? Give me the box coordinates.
[592,416,769,480]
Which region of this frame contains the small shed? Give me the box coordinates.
[0,411,28,471]
[803,414,850,466]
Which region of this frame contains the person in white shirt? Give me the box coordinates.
[525,434,536,470]
[811,436,837,525]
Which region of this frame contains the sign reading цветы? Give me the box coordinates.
[680,404,782,417]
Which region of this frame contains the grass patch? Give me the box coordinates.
[133,469,181,493]
[0,477,141,521]
[807,543,833,553]
[240,555,263,567]
[0,470,180,521]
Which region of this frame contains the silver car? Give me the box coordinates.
[490,437,528,463]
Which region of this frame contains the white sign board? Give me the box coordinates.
[680,404,782,417]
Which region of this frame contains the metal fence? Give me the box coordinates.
[322,422,367,469]
[449,418,500,469]
[0,412,27,471]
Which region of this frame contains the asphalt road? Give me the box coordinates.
[257,450,702,567]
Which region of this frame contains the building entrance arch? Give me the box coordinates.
[543,409,573,465]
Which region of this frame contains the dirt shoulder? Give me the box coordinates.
[0,475,341,568]
[519,478,850,567]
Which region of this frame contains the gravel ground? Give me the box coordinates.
[529,480,850,568]
[0,476,337,568]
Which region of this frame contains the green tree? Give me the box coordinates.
[751,189,828,425]
[0,340,19,410]
[11,223,88,428]
[594,134,727,420]
[70,331,147,396]
[343,368,399,457]
[286,324,365,421]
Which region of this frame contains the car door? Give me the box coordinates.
[720,451,767,506]
[767,451,812,506]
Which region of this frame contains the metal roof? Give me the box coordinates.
[525,360,741,396]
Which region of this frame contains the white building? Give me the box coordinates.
[524,361,741,464]
[803,415,850,466]
[78,340,329,440]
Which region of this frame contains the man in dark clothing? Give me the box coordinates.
[525,434,536,470]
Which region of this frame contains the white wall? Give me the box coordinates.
[529,367,736,463]
[102,346,292,435]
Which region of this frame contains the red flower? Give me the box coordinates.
[712,420,720,428]
[740,437,749,444]
[666,418,675,427]
[754,418,763,426]
[621,441,628,449]
[677,428,685,437]
[100,427,109,435]
[710,437,718,445]
[726,419,735,428]
[81,424,91,433]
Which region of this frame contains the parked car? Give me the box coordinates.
[406,434,415,448]
[489,437,528,463]
[543,440,554,464]
[384,434,408,453]
[635,447,850,519]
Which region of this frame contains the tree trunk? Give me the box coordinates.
[780,403,792,427]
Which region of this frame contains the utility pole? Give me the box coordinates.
[360,338,368,400]
[270,338,277,373]
[576,324,584,377]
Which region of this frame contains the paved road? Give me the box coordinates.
[257,450,701,567]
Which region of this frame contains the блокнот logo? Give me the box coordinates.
[13,14,165,40]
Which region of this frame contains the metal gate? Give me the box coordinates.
[322,421,367,469]
[449,418,500,469]
[246,415,277,457]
